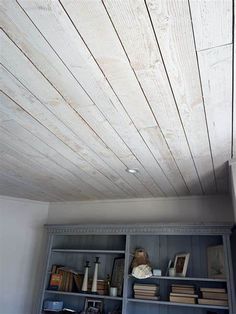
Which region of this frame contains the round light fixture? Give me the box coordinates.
[126,168,139,174]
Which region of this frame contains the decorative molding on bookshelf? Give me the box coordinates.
[45,223,233,235]
[127,298,229,310]
[45,290,123,301]
[52,249,125,254]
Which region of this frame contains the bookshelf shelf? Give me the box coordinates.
[45,290,123,301]
[37,223,235,314]
[127,298,229,310]
[128,275,227,282]
[52,249,125,254]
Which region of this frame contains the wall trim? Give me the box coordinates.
[49,194,229,206]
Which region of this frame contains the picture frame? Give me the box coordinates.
[207,245,226,279]
[83,298,103,313]
[174,253,190,277]
[111,257,125,297]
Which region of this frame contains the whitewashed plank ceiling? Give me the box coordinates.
[0,0,234,201]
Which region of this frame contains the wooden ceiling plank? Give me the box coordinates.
[0,88,132,200]
[18,0,156,130]
[0,121,107,200]
[14,2,172,195]
[1,31,154,198]
[146,0,216,194]
[0,97,131,199]
[0,172,55,201]
[73,105,163,196]
[190,0,232,192]
[103,0,203,195]
[197,46,232,193]
[35,0,190,195]
[0,151,76,201]
[189,0,232,51]
[0,131,98,200]
[1,0,170,197]
[60,0,189,196]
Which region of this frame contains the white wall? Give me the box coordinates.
[48,195,233,224]
[0,196,49,314]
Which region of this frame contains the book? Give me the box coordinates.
[170,295,196,304]
[134,290,158,295]
[49,273,62,290]
[198,298,228,306]
[134,295,160,300]
[73,274,83,291]
[200,287,226,293]
[202,292,228,300]
[134,284,158,289]
[170,292,198,298]
[57,266,80,275]
[171,288,195,295]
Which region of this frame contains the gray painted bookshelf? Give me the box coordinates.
[37,223,235,314]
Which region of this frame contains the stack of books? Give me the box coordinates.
[198,287,228,306]
[48,265,83,292]
[169,284,198,304]
[133,283,160,300]
[88,279,109,295]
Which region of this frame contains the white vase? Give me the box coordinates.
[82,261,90,292]
[91,257,100,293]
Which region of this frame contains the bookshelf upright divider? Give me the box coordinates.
[36,223,235,314]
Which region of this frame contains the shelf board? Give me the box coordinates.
[51,249,125,254]
[129,275,227,282]
[127,298,229,310]
[45,290,123,301]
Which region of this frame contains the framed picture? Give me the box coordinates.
[84,298,103,313]
[174,253,190,277]
[111,257,125,296]
[207,245,226,279]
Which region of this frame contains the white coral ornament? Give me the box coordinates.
[132,264,152,279]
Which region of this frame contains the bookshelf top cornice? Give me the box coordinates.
[44,223,233,235]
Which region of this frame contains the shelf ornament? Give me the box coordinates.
[131,248,152,279]
[91,257,100,294]
[81,261,90,292]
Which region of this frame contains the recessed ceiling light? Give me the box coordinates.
[126,168,139,174]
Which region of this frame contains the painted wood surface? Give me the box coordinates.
[0,0,234,200]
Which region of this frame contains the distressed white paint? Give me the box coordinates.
[146,0,216,194]
[0,0,234,201]
[198,45,232,192]
[189,0,232,50]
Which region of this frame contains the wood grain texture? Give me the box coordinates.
[0,94,132,199]
[103,0,202,195]
[146,0,216,194]
[0,0,233,200]
[1,0,163,198]
[198,45,232,192]
[189,0,232,51]
[16,0,180,196]
[56,0,192,195]
[1,0,168,197]
[1,30,155,198]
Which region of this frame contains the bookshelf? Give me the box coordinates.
[37,223,235,314]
